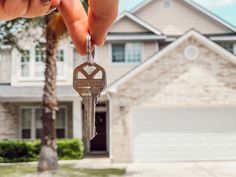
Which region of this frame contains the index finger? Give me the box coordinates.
[88,0,118,45]
[58,0,88,55]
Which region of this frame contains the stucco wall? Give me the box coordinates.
[109,37,236,162]
[110,16,149,33]
[134,0,232,35]
[96,41,158,85]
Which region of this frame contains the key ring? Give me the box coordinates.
[86,33,95,64]
[45,7,57,15]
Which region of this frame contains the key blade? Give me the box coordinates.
[83,96,96,140]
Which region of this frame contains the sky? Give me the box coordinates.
[119,0,236,27]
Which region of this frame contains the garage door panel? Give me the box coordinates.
[132,108,236,162]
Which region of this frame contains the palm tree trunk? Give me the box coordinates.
[38,16,59,172]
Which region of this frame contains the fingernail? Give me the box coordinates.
[45,7,57,15]
[41,0,51,5]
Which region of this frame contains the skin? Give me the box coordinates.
[0,0,118,55]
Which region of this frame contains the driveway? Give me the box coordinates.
[125,161,236,177]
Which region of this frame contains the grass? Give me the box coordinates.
[0,163,126,177]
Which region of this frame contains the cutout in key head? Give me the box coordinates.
[73,61,107,98]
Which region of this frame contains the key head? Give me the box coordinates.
[73,61,107,98]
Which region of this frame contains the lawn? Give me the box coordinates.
[0,163,126,177]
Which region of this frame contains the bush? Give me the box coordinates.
[0,139,84,163]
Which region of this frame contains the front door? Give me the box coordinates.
[90,112,107,152]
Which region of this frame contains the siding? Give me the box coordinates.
[0,49,11,83]
[134,0,232,35]
[109,16,149,33]
[96,41,158,85]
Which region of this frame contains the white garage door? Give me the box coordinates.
[132,108,236,162]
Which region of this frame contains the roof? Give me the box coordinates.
[0,85,78,101]
[130,0,236,33]
[107,29,236,93]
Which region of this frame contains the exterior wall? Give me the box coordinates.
[96,41,158,85]
[0,102,73,140]
[109,37,236,162]
[0,103,18,139]
[110,16,149,33]
[134,0,232,35]
[0,49,11,84]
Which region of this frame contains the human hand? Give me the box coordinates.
[0,0,118,55]
[0,0,60,20]
[58,0,119,55]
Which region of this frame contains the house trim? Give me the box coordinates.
[107,29,236,92]
[106,35,165,41]
[115,11,162,35]
[130,0,236,32]
[166,35,236,42]
[234,43,236,55]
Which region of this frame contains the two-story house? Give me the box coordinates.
[1,0,236,162]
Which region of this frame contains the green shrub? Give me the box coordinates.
[0,139,84,163]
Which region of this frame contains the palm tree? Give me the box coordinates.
[37,12,66,171]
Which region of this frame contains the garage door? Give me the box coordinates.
[132,108,236,162]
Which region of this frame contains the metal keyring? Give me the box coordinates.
[45,7,57,15]
[86,33,95,64]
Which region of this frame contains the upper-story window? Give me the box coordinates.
[21,50,30,77]
[20,46,65,79]
[111,43,143,64]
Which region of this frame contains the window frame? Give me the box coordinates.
[234,43,236,55]
[19,106,68,139]
[18,45,67,81]
[109,42,144,65]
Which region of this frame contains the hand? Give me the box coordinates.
[58,0,118,55]
[0,0,118,55]
[0,0,60,20]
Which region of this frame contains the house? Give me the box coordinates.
[1,0,236,162]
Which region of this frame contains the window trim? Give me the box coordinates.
[109,42,144,66]
[18,45,68,81]
[233,43,236,55]
[19,106,68,139]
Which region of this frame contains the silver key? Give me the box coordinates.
[73,61,107,140]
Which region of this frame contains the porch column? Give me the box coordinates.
[72,99,82,139]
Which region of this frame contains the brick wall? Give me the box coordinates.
[109,37,236,162]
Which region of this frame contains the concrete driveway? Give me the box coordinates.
[125,162,236,177]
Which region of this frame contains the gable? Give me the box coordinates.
[133,0,234,35]
[108,30,236,92]
[110,16,150,33]
[109,12,162,35]
[108,31,236,107]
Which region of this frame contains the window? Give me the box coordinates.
[35,46,45,77]
[21,50,30,77]
[56,49,65,78]
[162,0,172,9]
[219,42,235,54]
[20,47,66,79]
[111,43,143,63]
[21,109,32,139]
[20,107,67,139]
